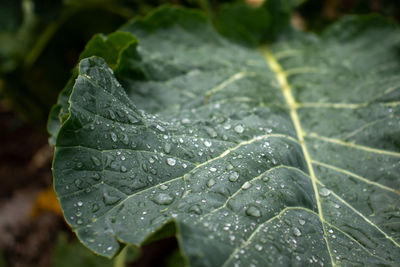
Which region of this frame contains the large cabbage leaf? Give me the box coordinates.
[51,5,400,267]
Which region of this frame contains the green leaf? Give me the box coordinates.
[52,5,400,267]
[52,233,114,267]
[0,0,23,33]
[47,31,140,145]
[214,0,304,46]
[79,31,138,69]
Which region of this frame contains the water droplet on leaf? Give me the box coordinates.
[207,178,216,188]
[160,184,168,190]
[103,192,121,205]
[164,143,172,154]
[111,132,118,142]
[226,164,234,171]
[229,172,239,182]
[234,124,244,133]
[246,206,261,217]
[293,227,302,236]
[241,181,252,190]
[91,156,101,166]
[152,193,174,205]
[189,204,202,215]
[166,158,176,166]
[92,203,100,212]
[74,179,83,188]
[319,187,331,197]
[204,140,212,147]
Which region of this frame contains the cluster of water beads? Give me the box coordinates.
[66,100,320,261]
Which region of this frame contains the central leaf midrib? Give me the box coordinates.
[261,47,335,266]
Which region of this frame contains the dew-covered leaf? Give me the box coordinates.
[52,5,400,267]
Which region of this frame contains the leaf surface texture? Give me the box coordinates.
[52,7,400,266]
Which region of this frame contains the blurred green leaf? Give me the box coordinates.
[52,233,140,267]
[214,0,305,46]
[52,233,114,267]
[0,0,23,33]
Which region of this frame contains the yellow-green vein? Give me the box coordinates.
[261,47,336,266]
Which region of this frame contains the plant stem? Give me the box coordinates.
[113,246,128,267]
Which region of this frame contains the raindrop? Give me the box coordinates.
[91,156,101,166]
[77,201,83,207]
[241,181,252,190]
[319,187,331,197]
[160,184,168,190]
[298,219,306,225]
[152,193,174,205]
[181,118,190,124]
[205,127,218,138]
[92,203,100,212]
[234,124,244,133]
[120,165,127,172]
[246,206,261,217]
[74,179,83,188]
[164,143,172,154]
[141,163,148,172]
[76,219,83,225]
[128,114,139,124]
[293,227,302,237]
[107,246,113,251]
[255,244,263,251]
[121,134,129,145]
[156,125,165,132]
[111,132,118,142]
[226,164,234,171]
[296,255,301,261]
[204,140,212,147]
[109,110,116,119]
[207,178,216,188]
[209,167,217,172]
[92,173,101,181]
[103,192,121,205]
[229,172,239,182]
[189,204,202,215]
[166,158,176,166]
